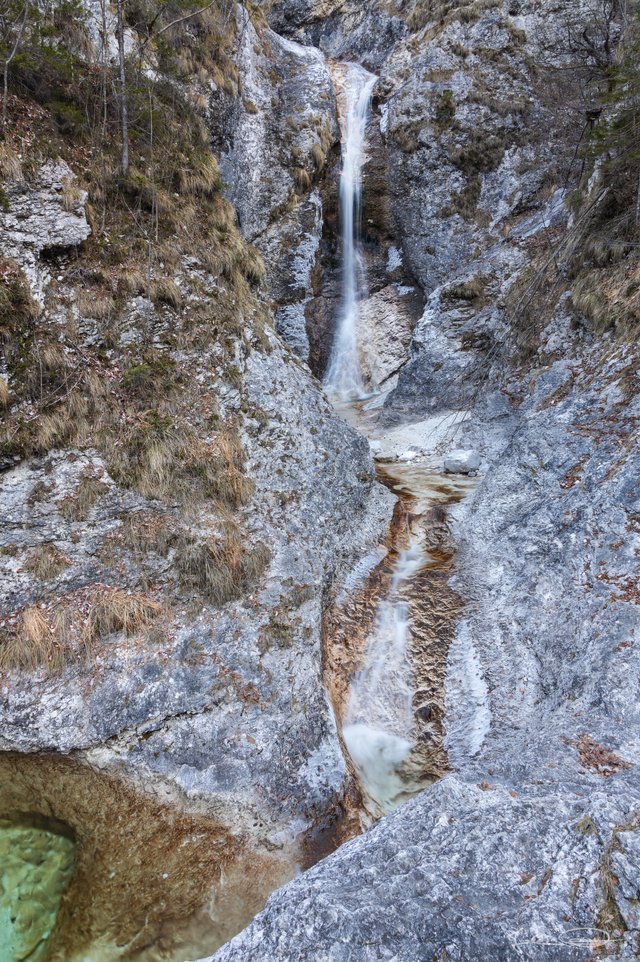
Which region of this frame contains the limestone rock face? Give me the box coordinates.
[0,160,91,304]
[198,2,640,960]
[261,191,323,360]
[0,13,394,944]
[212,20,336,243]
[210,10,339,362]
[0,326,392,816]
[209,333,640,962]
[3,0,640,958]
[358,284,420,389]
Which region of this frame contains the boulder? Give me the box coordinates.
[444,448,480,473]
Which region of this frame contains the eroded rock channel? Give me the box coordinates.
[2,0,640,960]
[325,427,476,818]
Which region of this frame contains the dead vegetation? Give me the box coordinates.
[402,0,500,33]
[0,0,270,522]
[23,544,72,580]
[176,530,271,605]
[60,472,110,522]
[564,734,632,777]
[0,587,165,672]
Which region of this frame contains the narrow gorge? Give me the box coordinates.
[0,1,639,961]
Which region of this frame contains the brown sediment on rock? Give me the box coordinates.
[402,499,464,787]
[0,753,297,962]
[323,495,408,721]
[299,781,363,870]
[323,460,467,807]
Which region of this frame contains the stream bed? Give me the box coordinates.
[325,399,477,818]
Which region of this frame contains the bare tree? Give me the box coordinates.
[116,0,129,174]
[1,0,29,134]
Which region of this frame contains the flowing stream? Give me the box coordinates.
[329,421,476,817]
[324,65,476,817]
[342,533,425,813]
[324,63,378,400]
[0,51,476,962]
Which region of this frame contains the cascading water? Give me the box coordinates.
[324,63,377,401]
[343,537,425,814]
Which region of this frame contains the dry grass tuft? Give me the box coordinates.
[117,268,148,295]
[0,143,22,182]
[61,176,82,212]
[60,472,109,522]
[178,153,221,197]
[84,589,162,644]
[0,378,9,409]
[151,277,183,309]
[76,290,117,320]
[176,532,270,605]
[23,544,71,580]
[0,608,59,671]
[108,422,254,511]
[310,143,326,170]
[242,246,267,285]
[292,167,312,192]
[0,258,38,342]
[0,587,164,674]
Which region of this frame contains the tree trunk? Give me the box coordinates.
[1,2,30,135]
[116,0,129,175]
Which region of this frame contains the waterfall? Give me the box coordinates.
[343,537,425,814]
[324,63,377,401]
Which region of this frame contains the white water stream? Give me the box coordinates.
[343,538,425,813]
[324,63,377,400]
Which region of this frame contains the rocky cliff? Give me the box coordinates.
[1,0,639,960]
[0,3,393,957]
[207,1,640,960]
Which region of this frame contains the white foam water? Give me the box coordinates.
[324,63,377,401]
[344,538,425,814]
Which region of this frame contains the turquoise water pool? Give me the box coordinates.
[0,816,75,961]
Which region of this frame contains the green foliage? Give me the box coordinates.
[586,9,640,231]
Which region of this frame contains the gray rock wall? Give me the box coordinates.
[210,316,640,962]
[201,2,640,959]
